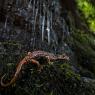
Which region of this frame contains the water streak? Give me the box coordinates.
[62,19,70,37]
[16,0,19,7]
[42,16,45,41]
[41,2,46,42]
[4,16,8,32]
[2,0,70,51]
[28,0,32,9]
[47,13,51,45]
[50,12,58,45]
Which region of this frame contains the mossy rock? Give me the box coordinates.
[67,30,95,74]
[0,62,95,95]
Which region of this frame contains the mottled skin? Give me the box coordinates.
[1,50,69,87]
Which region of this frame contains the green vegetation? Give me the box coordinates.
[60,63,81,80]
[67,29,95,73]
[1,61,95,95]
[77,0,95,32]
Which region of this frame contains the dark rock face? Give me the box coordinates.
[0,0,72,54]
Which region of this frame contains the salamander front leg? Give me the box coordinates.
[30,59,43,72]
[45,56,50,64]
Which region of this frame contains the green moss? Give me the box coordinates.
[71,31,95,58]
[68,30,95,74]
[1,41,22,49]
[76,0,95,32]
[60,63,81,80]
[1,60,95,95]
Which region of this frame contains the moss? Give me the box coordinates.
[1,41,21,46]
[68,30,95,74]
[1,61,95,95]
[0,39,95,95]
[76,0,95,32]
[60,63,81,80]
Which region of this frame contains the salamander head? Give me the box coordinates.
[27,52,32,56]
[57,54,70,60]
[27,52,33,59]
[23,52,33,62]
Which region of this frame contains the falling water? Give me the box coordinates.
[34,8,38,33]
[32,0,36,21]
[28,0,32,9]
[32,0,39,49]
[42,16,45,41]
[0,0,71,52]
[16,0,19,7]
[62,19,70,37]
[46,12,51,45]
[4,15,8,32]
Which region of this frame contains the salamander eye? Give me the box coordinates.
[58,55,63,58]
[62,53,66,57]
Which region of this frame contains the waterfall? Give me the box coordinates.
[22,0,70,49]
[27,0,32,9]
[46,12,51,45]
[0,0,71,52]
[16,0,19,7]
[4,15,8,33]
[41,16,45,42]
